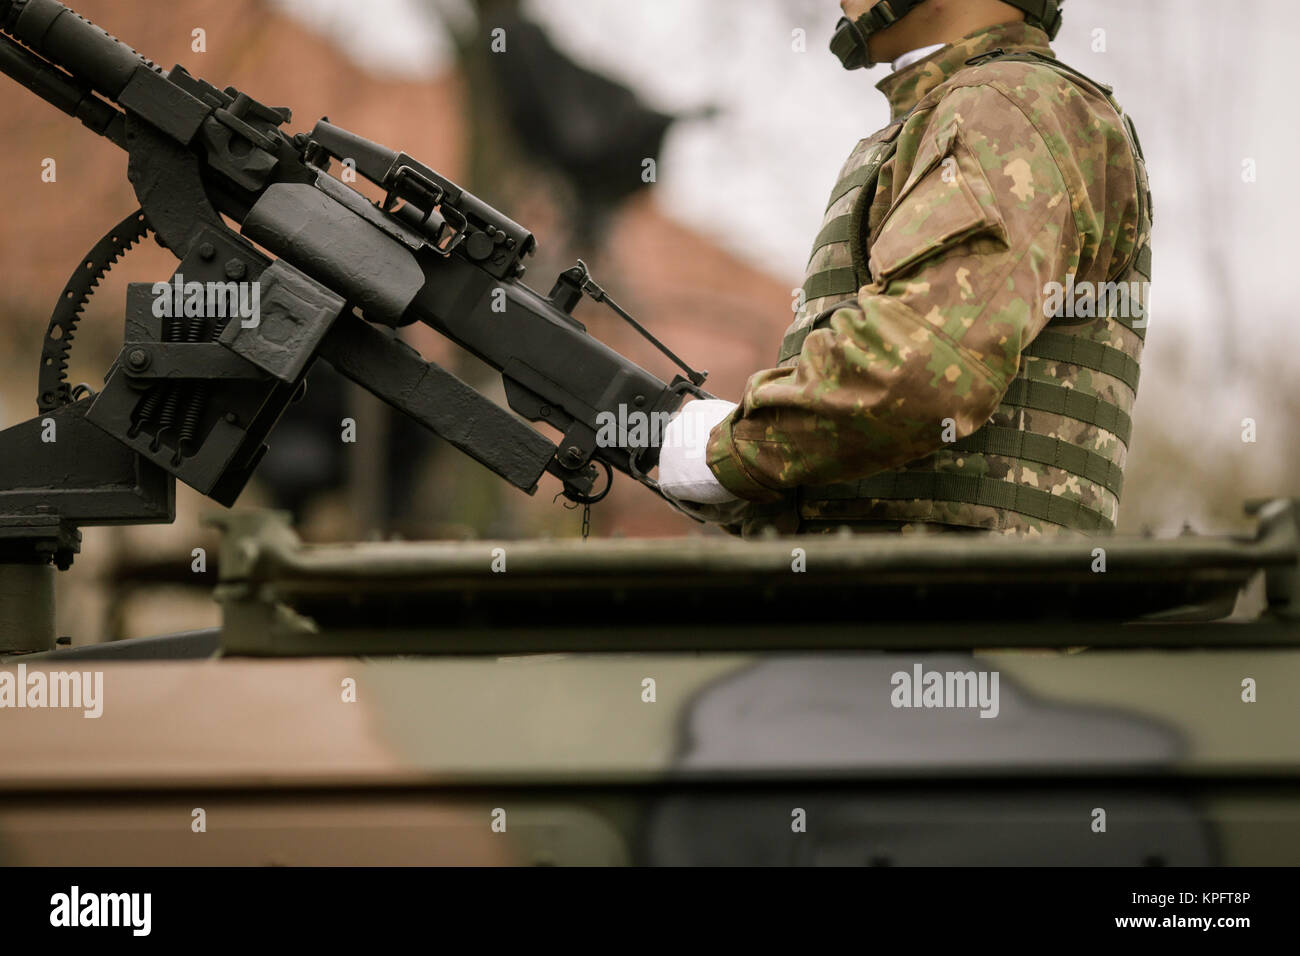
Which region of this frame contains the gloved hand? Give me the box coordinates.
[658,399,740,505]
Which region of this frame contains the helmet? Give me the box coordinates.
[831,0,1064,70]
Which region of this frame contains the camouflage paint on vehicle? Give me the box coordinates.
[0,502,1296,865]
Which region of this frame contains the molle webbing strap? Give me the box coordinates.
[778,298,855,363]
[951,425,1125,499]
[810,215,853,256]
[1023,330,1141,393]
[801,268,859,303]
[786,122,905,364]
[830,164,884,206]
[999,378,1133,447]
[807,469,1114,532]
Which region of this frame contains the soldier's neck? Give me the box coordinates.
[892,44,946,73]
[875,21,1055,121]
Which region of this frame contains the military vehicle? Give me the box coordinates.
[0,0,1297,866]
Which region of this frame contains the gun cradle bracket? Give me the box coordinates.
[83,228,344,505]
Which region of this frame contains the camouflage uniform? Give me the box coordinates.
[706,22,1152,537]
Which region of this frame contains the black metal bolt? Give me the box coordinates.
[126,347,150,371]
[224,259,247,280]
[562,445,584,467]
[465,232,494,260]
[198,242,216,261]
[633,394,646,407]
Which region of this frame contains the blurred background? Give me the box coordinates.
[0,0,1295,641]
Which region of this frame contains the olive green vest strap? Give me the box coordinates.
[808,471,1113,532]
[1023,330,1141,393]
[779,299,855,363]
[844,122,906,288]
[829,163,882,207]
[1000,378,1133,447]
[952,425,1125,499]
[847,161,876,288]
[1100,274,1149,340]
[780,329,808,363]
[802,268,859,303]
[1127,244,1153,338]
[785,121,907,365]
[810,214,854,255]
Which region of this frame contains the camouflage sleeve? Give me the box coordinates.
[706,84,1081,502]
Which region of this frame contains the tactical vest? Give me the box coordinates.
[776,52,1153,535]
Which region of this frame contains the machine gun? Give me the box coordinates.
[0,0,712,596]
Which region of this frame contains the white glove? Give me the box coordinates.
[658,399,740,504]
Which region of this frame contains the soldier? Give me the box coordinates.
[657,0,1152,537]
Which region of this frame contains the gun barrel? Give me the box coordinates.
[0,32,123,144]
[1,0,155,101]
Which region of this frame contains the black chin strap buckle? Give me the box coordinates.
[829,1,911,71]
[829,15,871,71]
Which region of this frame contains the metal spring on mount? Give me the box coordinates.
[131,385,163,430]
[158,309,195,454]
[177,388,204,453]
[155,386,183,435]
[131,312,180,436]
[176,310,220,458]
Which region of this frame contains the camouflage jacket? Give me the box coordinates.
[704,22,1150,536]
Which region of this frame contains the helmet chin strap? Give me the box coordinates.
[829,0,1064,71]
[829,0,925,70]
[829,15,874,70]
